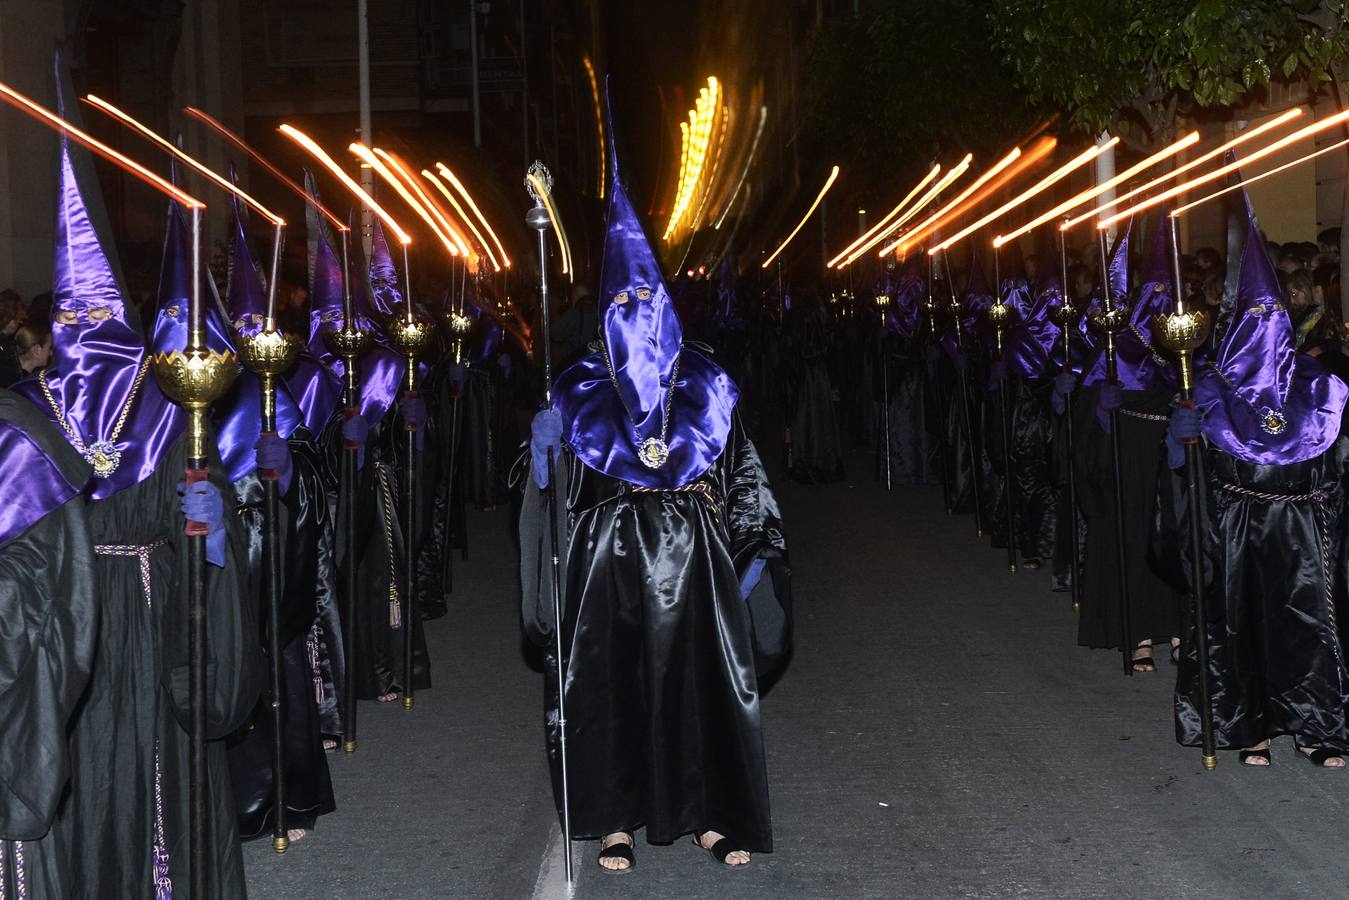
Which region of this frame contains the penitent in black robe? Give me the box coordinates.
[226,463,336,840]
[57,435,261,899]
[1153,437,1349,752]
[0,392,95,899]
[520,416,792,852]
[1075,385,1182,650]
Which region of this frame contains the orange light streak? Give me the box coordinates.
[0,81,202,208]
[935,138,1118,253]
[1171,135,1349,218]
[433,161,512,267]
[1098,108,1349,229]
[761,165,841,268]
[883,143,1038,257]
[278,124,411,243]
[840,157,971,267]
[420,168,494,266]
[994,131,1199,246]
[1061,107,1304,230]
[829,163,943,268]
[581,56,605,199]
[356,144,469,260]
[185,106,347,231]
[85,95,283,224]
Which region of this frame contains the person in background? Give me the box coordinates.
[0,289,24,387]
[13,321,52,379]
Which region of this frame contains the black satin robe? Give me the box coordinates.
[1074,386,1182,649]
[520,417,792,851]
[226,467,336,840]
[789,337,846,484]
[0,393,95,899]
[57,435,261,899]
[1153,437,1349,751]
[881,334,937,486]
[982,376,1059,562]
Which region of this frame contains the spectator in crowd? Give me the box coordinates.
[0,289,24,386]
[13,321,52,379]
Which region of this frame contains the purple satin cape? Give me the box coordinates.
[554,346,739,489]
[883,272,925,339]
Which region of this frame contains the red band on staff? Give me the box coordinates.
[185,467,210,536]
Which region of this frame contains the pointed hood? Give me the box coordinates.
[883,261,925,338]
[1195,179,1347,464]
[1004,230,1061,381]
[368,217,404,318]
[226,163,269,335]
[1083,217,1152,388]
[940,244,992,359]
[150,159,235,357]
[304,170,350,361]
[552,79,738,488]
[14,53,185,498]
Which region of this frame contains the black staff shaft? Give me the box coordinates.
[261,376,287,852]
[994,248,1017,573]
[1098,231,1134,676]
[1058,229,1082,613]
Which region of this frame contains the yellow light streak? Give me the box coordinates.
[1061,107,1304,230]
[85,95,283,224]
[840,157,971,267]
[278,124,410,243]
[934,138,1118,253]
[1171,135,1349,218]
[829,163,942,267]
[0,81,202,208]
[761,165,840,269]
[434,161,512,267]
[582,56,605,199]
[1098,109,1349,229]
[881,144,1032,257]
[348,142,452,256]
[370,148,474,258]
[994,131,1199,246]
[664,76,721,241]
[418,168,495,269]
[526,172,573,277]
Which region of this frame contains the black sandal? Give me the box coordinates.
[1170,643,1180,666]
[1131,650,1157,673]
[1239,747,1271,767]
[597,836,635,874]
[1296,745,1345,768]
[692,833,750,868]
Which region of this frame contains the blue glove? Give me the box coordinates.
[1166,404,1202,470]
[254,432,293,490]
[179,480,227,567]
[740,557,767,601]
[400,394,428,451]
[342,409,369,470]
[1051,372,1076,415]
[953,351,968,372]
[1097,382,1122,433]
[448,362,469,386]
[987,359,1007,390]
[531,409,563,489]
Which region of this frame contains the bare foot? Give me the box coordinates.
[1241,740,1272,766]
[1299,745,1346,768]
[377,692,399,703]
[287,828,306,843]
[697,830,750,866]
[598,832,634,872]
[1131,640,1156,673]
[323,739,338,752]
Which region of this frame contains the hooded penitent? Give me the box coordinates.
[552,107,738,490]
[1086,211,1175,389]
[1004,232,1063,381]
[208,177,303,481]
[1081,218,1137,387]
[1194,182,1348,465]
[367,217,403,319]
[943,244,994,359]
[15,73,184,499]
[882,259,925,339]
[300,174,404,429]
